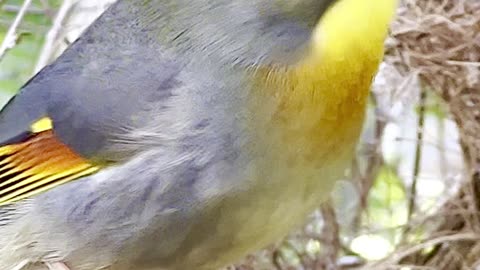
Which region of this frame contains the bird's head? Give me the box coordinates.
[251,0,399,64]
[121,0,396,66]
[252,0,336,28]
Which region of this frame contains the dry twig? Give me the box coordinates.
[0,0,33,60]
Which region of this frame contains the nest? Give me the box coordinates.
[370,0,480,269]
[389,0,480,164]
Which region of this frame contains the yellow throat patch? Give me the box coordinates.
[252,0,397,162]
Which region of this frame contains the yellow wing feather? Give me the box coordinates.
[0,127,100,206]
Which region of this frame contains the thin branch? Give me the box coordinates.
[11,260,30,270]
[2,5,45,15]
[407,85,427,222]
[352,93,387,233]
[317,202,340,270]
[381,233,480,266]
[0,0,33,61]
[34,0,76,73]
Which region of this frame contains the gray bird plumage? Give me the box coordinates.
[0,0,392,269]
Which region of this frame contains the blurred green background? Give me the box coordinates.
[0,0,63,106]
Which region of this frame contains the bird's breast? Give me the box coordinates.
[177,57,373,269]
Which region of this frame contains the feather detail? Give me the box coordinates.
[0,130,99,206]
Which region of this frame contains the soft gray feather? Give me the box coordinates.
[0,0,341,269]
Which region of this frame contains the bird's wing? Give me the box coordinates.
[0,2,181,206]
[0,125,99,206]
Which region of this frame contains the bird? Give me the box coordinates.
[0,0,397,269]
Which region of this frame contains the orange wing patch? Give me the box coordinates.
[0,130,99,206]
